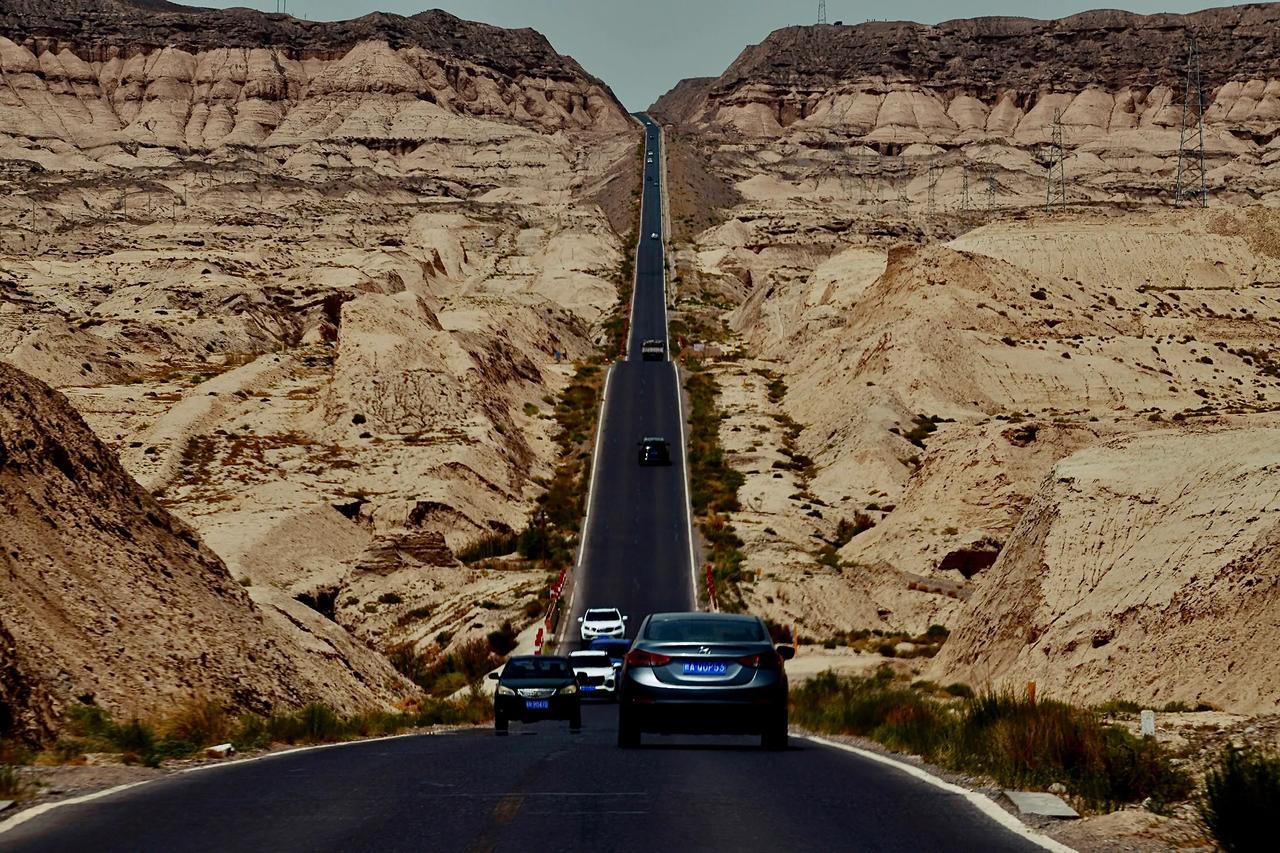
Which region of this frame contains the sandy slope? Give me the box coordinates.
[932,425,1280,713]
[676,199,1280,708]
[0,362,416,741]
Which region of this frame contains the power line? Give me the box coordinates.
[960,162,971,211]
[927,163,940,214]
[1175,34,1208,208]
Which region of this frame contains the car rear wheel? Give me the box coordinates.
[494,713,508,734]
[761,710,788,750]
[570,711,582,731]
[617,709,640,748]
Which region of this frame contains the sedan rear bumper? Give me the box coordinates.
[620,684,786,734]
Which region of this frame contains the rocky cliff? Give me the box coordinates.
[0,362,417,742]
[0,0,630,159]
[931,426,1280,713]
[651,5,1280,206]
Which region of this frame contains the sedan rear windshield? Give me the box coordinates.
[502,659,571,679]
[644,617,766,643]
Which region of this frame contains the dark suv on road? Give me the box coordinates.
[617,612,794,749]
[489,656,582,733]
[638,436,671,466]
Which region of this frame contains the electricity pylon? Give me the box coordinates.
[1175,35,1208,208]
[1046,109,1067,211]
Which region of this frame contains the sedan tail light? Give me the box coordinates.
[625,649,672,667]
[737,651,783,669]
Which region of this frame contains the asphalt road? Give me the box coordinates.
[562,113,695,638]
[0,114,1050,853]
[1,724,1045,853]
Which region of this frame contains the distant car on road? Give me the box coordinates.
[568,650,617,700]
[640,338,666,361]
[617,612,794,749]
[650,232,659,240]
[637,436,671,466]
[489,655,581,733]
[578,607,627,641]
[589,637,632,670]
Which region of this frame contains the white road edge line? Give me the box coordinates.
[559,114,648,639]
[562,361,614,638]
[651,117,698,611]
[0,731,428,837]
[655,119,696,612]
[804,736,1078,853]
[674,360,697,611]
[624,113,650,360]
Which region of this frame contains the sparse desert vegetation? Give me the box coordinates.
[792,669,1192,812]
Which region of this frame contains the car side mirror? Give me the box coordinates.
[777,645,796,661]
[623,615,629,621]
[487,671,501,680]
[577,616,584,623]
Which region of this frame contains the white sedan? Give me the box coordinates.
[568,650,617,699]
[578,607,627,641]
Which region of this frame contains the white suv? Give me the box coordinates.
[578,607,627,641]
[568,650,617,699]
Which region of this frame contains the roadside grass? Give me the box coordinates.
[386,637,503,697]
[46,693,492,768]
[791,669,1192,812]
[601,229,636,358]
[1199,745,1280,851]
[816,624,949,659]
[0,762,26,798]
[456,530,519,564]
[684,361,747,611]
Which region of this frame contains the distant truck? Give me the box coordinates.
[640,339,666,361]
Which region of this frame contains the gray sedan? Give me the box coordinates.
[616,612,794,749]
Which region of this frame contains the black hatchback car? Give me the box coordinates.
[638,436,671,466]
[488,655,582,733]
[617,612,794,749]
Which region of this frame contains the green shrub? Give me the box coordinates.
[1200,746,1280,852]
[297,704,343,742]
[487,620,519,656]
[0,764,25,798]
[792,675,1192,811]
[164,697,230,748]
[457,531,519,563]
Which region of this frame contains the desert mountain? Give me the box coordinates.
[0,362,416,742]
[656,8,1280,713]
[652,5,1280,207]
[0,0,629,160]
[0,0,639,729]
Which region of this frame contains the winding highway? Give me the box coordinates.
[0,115,1055,853]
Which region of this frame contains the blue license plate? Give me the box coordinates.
[525,699,550,710]
[682,661,728,676]
[581,685,595,692]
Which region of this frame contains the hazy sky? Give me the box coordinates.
[208,2,1237,109]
